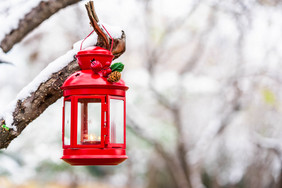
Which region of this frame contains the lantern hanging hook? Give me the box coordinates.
[79,24,114,52]
[101,25,114,52]
[80,29,95,51]
[83,1,114,52]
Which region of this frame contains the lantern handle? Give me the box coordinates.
[80,29,95,51]
[101,25,114,52]
[79,25,113,52]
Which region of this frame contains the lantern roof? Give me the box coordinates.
[61,70,128,90]
[77,46,113,56]
[75,46,114,70]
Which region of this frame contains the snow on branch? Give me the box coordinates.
[0,0,126,148]
[0,52,79,149]
[0,0,81,53]
[0,25,125,148]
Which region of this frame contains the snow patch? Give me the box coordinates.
[0,48,13,64]
[1,103,17,131]
[0,0,45,41]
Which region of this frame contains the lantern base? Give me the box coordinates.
[61,148,127,166]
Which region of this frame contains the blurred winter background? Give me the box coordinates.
[1,0,282,187]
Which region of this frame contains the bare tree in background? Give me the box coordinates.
[127,0,282,188]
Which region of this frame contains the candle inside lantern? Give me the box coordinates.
[88,134,101,141]
[89,134,95,141]
[82,133,101,144]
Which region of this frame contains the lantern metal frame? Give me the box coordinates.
[61,47,128,166]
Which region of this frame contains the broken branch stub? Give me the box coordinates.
[85,1,126,59]
[85,1,110,50]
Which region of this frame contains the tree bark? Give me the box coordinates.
[0,0,81,53]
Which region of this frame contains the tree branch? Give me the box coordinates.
[0,58,79,148]
[0,30,125,148]
[0,0,81,53]
[0,0,126,149]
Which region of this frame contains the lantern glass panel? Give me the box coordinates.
[109,99,124,144]
[64,101,71,145]
[77,98,102,145]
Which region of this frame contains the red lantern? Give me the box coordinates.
[61,46,128,165]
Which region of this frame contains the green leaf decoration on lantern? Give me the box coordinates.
[110,62,124,72]
[1,124,9,131]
